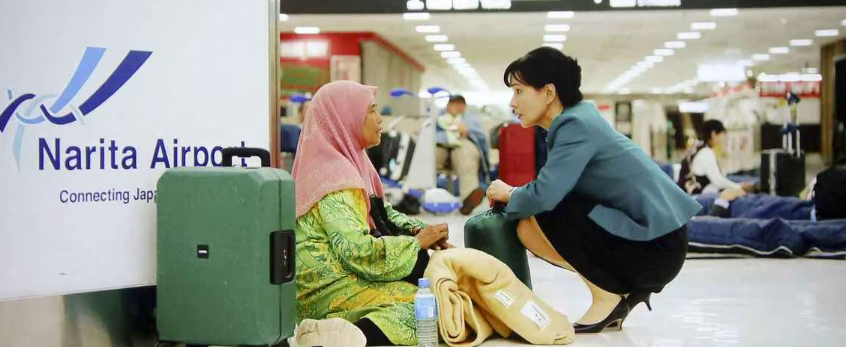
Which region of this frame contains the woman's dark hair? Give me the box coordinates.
[700,119,727,143]
[503,47,583,108]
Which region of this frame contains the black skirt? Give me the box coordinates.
[535,193,688,295]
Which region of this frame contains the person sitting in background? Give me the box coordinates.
[678,119,750,195]
[292,81,452,346]
[436,95,485,215]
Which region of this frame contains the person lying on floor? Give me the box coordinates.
[486,47,701,334]
[291,81,452,347]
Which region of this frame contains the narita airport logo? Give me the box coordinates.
[0,47,152,170]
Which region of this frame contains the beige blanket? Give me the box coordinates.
[424,248,575,347]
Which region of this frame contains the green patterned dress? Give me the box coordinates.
[295,188,427,345]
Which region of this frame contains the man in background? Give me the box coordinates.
[436,95,484,215]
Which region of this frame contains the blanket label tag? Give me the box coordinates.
[494,290,514,308]
[521,301,551,331]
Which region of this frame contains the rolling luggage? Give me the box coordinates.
[156,148,296,347]
[367,131,416,181]
[498,123,536,187]
[760,92,806,197]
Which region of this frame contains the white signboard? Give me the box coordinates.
[0,0,275,300]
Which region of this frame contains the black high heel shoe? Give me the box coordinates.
[626,291,653,312]
[572,296,628,334]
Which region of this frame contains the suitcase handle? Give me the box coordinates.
[270,230,295,285]
[221,147,271,167]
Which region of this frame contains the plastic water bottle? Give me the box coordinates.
[414,278,439,347]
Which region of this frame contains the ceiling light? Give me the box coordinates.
[407,0,425,10]
[434,44,455,51]
[665,41,686,49]
[769,47,789,54]
[678,32,702,40]
[655,49,674,56]
[480,0,512,10]
[545,24,571,32]
[543,43,564,49]
[425,35,449,42]
[547,11,575,19]
[752,54,770,61]
[691,22,717,30]
[711,8,738,17]
[441,51,461,58]
[294,27,320,34]
[790,39,813,46]
[610,0,636,8]
[638,61,655,68]
[738,60,753,67]
[416,25,440,33]
[447,57,466,64]
[426,0,452,10]
[453,0,480,10]
[279,14,289,21]
[646,56,664,63]
[816,29,839,37]
[543,35,567,42]
[842,19,846,26]
[803,67,819,74]
[403,12,431,20]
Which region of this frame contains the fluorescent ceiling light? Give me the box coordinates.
[426,0,452,10]
[447,57,466,64]
[646,56,664,63]
[434,44,455,51]
[407,0,425,10]
[416,25,440,33]
[738,60,754,67]
[769,47,789,54]
[453,0,480,10]
[543,34,567,42]
[441,51,461,58]
[842,19,846,26]
[480,0,512,10]
[279,14,289,21]
[678,32,702,40]
[816,29,839,37]
[691,22,717,30]
[403,12,431,20]
[545,24,571,32]
[638,61,655,68]
[294,27,320,34]
[547,11,575,19]
[804,67,819,74]
[711,8,738,17]
[610,0,636,8]
[425,35,449,42]
[790,39,813,46]
[752,54,770,61]
[655,49,674,56]
[543,43,564,49]
[665,41,686,49]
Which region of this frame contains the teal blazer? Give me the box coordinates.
[506,102,701,241]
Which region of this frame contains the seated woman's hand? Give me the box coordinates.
[415,224,450,250]
[486,179,514,204]
[719,187,746,202]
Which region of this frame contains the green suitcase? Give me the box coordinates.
[464,205,532,289]
[156,148,296,347]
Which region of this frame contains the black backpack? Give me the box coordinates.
[813,166,846,220]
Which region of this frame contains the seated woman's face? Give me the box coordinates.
[362,103,383,148]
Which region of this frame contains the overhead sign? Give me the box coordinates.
[0,0,276,300]
[760,81,821,98]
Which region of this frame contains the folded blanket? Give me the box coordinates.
[424,248,575,347]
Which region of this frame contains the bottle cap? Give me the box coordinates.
[418,278,430,288]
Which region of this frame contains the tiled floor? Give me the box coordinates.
[409,213,846,347]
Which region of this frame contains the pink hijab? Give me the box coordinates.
[292,81,385,227]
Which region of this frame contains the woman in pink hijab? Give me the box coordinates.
[292,81,450,346]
